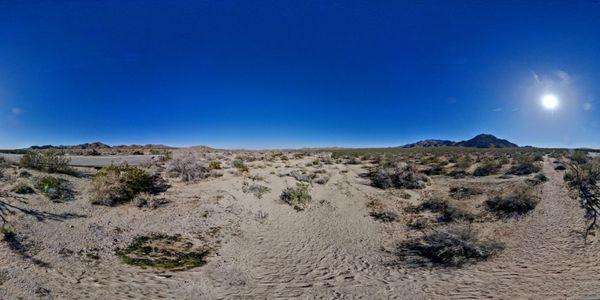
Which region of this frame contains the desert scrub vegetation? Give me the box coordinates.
[370,209,399,222]
[417,197,475,223]
[398,225,504,267]
[11,181,35,194]
[506,156,542,175]
[233,159,249,173]
[242,182,271,199]
[116,234,208,270]
[472,159,501,177]
[90,165,153,206]
[33,176,74,202]
[370,164,427,189]
[485,186,539,218]
[449,186,482,200]
[563,157,600,239]
[209,160,222,170]
[19,151,76,175]
[167,152,209,182]
[280,183,311,210]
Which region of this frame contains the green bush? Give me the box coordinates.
[91,165,152,206]
[473,160,501,177]
[280,183,311,210]
[19,151,76,175]
[33,176,73,201]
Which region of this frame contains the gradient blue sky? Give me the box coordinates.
[1,1,599,149]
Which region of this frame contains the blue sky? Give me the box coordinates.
[1,1,599,149]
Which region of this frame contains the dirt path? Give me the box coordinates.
[417,157,600,299]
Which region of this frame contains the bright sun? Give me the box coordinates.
[541,94,559,110]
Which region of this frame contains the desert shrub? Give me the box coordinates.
[167,153,209,182]
[280,183,311,210]
[290,170,312,182]
[371,164,427,189]
[233,159,249,173]
[116,234,208,270]
[447,168,468,179]
[33,176,73,201]
[133,192,168,209]
[313,175,330,185]
[526,173,548,186]
[473,160,501,177]
[91,165,152,206]
[398,225,504,267]
[506,158,541,176]
[485,186,539,217]
[19,151,76,175]
[11,181,35,194]
[554,164,567,171]
[407,216,431,229]
[418,197,475,223]
[370,209,399,222]
[242,182,271,199]
[571,150,589,164]
[422,164,445,176]
[449,186,482,200]
[209,161,222,170]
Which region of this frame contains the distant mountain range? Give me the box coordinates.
[29,142,174,150]
[402,134,518,148]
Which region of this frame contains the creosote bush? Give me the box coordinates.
[371,164,427,189]
[506,158,541,176]
[19,151,76,175]
[485,186,539,217]
[398,225,504,267]
[370,209,399,222]
[11,181,35,194]
[33,176,73,202]
[166,153,209,182]
[116,234,208,270]
[473,160,501,177]
[91,164,152,206]
[233,159,249,173]
[280,183,311,210]
[418,197,475,223]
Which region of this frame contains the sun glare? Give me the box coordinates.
[541,94,559,110]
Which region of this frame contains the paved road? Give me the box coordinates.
[0,153,159,167]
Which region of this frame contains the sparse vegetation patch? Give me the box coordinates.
[116,234,208,270]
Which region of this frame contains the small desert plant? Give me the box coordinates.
[506,158,541,176]
[407,216,431,229]
[19,151,76,175]
[473,160,501,177]
[485,186,539,217]
[370,209,399,222]
[167,153,209,182]
[371,164,427,189]
[526,173,548,186]
[242,182,271,199]
[116,234,208,270]
[90,165,152,206]
[280,183,311,210]
[209,160,222,170]
[11,181,35,194]
[233,159,249,173]
[418,197,475,223]
[33,176,74,201]
[290,170,312,182]
[398,225,504,267]
[449,186,482,200]
[313,175,330,185]
[133,192,168,209]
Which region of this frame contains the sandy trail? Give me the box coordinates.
[414,157,600,299]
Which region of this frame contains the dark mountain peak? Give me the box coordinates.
[455,134,518,148]
[402,134,518,148]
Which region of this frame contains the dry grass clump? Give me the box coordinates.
[132,192,169,209]
[526,173,548,186]
[280,183,311,210]
[33,176,74,202]
[209,160,222,170]
[371,164,427,189]
[398,225,503,267]
[242,182,271,199]
[11,181,35,194]
[485,186,539,217]
[167,153,209,182]
[407,216,431,229]
[90,165,152,206]
[116,234,208,270]
[19,151,76,175]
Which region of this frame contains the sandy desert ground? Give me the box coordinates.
[1,148,599,299]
